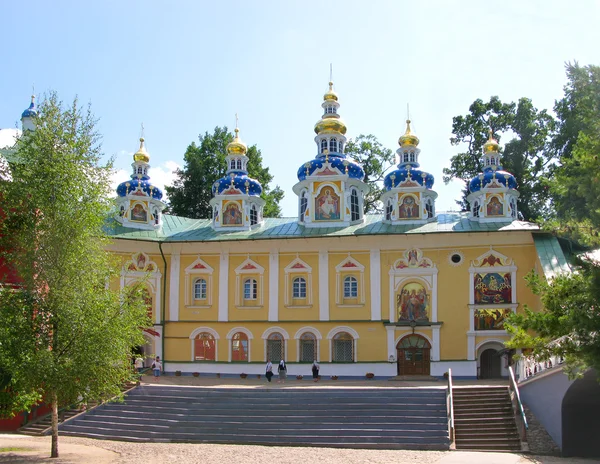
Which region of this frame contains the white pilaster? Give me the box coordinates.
[432,325,440,361]
[386,326,395,360]
[467,333,476,360]
[218,252,229,322]
[169,252,181,321]
[155,326,163,361]
[432,272,438,322]
[319,250,329,321]
[154,275,162,325]
[370,249,381,321]
[269,251,279,322]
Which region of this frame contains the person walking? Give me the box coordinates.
[265,359,273,383]
[152,356,162,382]
[311,360,320,382]
[277,359,287,383]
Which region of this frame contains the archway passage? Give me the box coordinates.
[480,348,502,379]
[396,335,430,375]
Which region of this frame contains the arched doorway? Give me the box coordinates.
[396,335,431,375]
[480,348,502,379]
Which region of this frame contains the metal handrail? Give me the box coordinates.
[446,368,455,449]
[508,365,528,445]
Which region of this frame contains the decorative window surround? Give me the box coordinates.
[262,326,290,362]
[388,249,438,323]
[189,327,220,362]
[235,257,265,308]
[335,255,366,306]
[226,327,253,362]
[326,326,359,362]
[184,256,214,308]
[121,252,162,325]
[293,326,322,362]
[284,257,313,307]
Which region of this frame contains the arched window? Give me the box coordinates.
[231,332,249,361]
[350,189,360,221]
[344,276,358,298]
[320,139,328,153]
[244,278,258,300]
[485,158,490,166]
[333,332,353,362]
[409,151,416,162]
[250,205,258,225]
[137,166,143,175]
[153,208,159,225]
[403,153,409,163]
[292,277,306,298]
[329,138,338,153]
[236,159,243,170]
[425,199,433,219]
[510,198,517,219]
[230,160,236,170]
[386,200,393,220]
[194,332,215,361]
[194,278,207,300]
[473,201,480,218]
[491,157,496,165]
[267,332,284,362]
[299,191,308,222]
[299,332,316,362]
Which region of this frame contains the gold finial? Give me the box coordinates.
[227,115,247,155]
[398,118,420,147]
[324,149,329,163]
[133,132,150,163]
[245,179,250,194]
[483,128,500,154]
[343,159,349,174]
[304,162,311,176]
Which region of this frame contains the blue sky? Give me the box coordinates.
[2,1,599,216]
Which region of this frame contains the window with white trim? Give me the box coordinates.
[267,333,284,362]
[299,191,308,222]
[299,332,316,362]
[292,277,307,298]
[332,332,353,362]
[386,200,393,220]
[231,332,249,362]
[409,152,415,162]
[320,139,327,153]
[194,332,215,361]
[194,278,207,300]
[473,201,480,218]
[344,276,358,298]
[250,205,258,225]
[329,138,338,153]
[244,278,258,300]
[350,189,360,221]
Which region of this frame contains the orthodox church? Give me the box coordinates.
[1,85,569,379]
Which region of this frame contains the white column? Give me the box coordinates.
[432,272,438,322]
[386,326,395,360]
[370,249,381,321]
[467,333,476,360]
[218,252,229,322]
[319,250,329,321]
[169,252,181,321]
[269,251,279,322]
[432,325,441,361]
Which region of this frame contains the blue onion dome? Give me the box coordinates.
[384,167,435,190]
[21,95,38,118]
[296,153,365,182]
[116,178,164,200]
[213,174,263,196]
[469,168,517,193]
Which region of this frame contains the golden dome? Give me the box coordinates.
[314,116,347,135]
[398,120,419,147]
[324,81,338,101]
[226,128,248,155]
[133,137,150,163]
[483,130,500,154]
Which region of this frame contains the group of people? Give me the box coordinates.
[265,359,320,383]
[133,355,162,381]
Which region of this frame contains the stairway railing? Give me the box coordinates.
[446,368,455,449]
[508,365,528,448]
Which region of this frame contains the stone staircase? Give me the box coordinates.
[59,385,450,450]
[453,386,522,451]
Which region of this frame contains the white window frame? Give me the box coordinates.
[335,256,365,306]
[284,257,313,307]
[235,257,265,307]
[184,257,214,308]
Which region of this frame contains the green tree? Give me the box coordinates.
[0,93,149,458]
[506,258,600,378]
[443,97,555,220]
[345,134,394,213]
[166,127,283,219]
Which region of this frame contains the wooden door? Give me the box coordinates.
[396,335,431,375]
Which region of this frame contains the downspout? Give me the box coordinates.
[158,241,167,370]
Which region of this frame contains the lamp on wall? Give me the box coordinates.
[409,319,417,334]
[388,354,396,363]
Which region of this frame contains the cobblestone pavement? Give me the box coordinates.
[1,435,599,464]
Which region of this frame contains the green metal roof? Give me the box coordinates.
[533,234,572,279]
[105,212,539,243]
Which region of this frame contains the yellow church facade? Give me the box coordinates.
[104,80,568,380]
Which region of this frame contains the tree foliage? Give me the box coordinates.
[0,93,149,458]
[505,259,600,378]
[166,127,284,219]
[345,134,394,213]
[443,97,556,219]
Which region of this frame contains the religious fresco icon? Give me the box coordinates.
[398,195,418,219]
[223,203,243,226]
[474,308,511,330]
[315,187,340,221]
[487,196,504,216]
[397,282,429,322]
[474,272,512,304]
[131,204,147,222]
